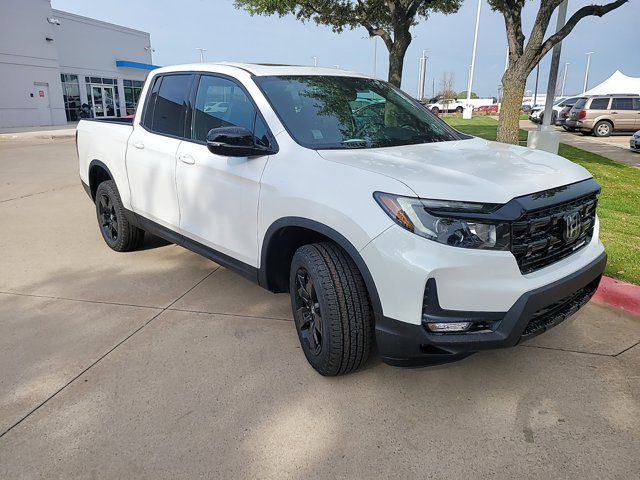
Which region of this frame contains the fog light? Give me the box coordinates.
[427,322,472,333]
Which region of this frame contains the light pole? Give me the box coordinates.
[542,0,568,127]
[583,51,594,93]
[373,37,378,78]
[196,48,206,63]
[561,62,570,97]
[312,56,318,67]
[533,62,540,106]
[417,49,428,101]
[466,0,482,108]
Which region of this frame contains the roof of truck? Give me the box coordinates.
[152,62,371,78]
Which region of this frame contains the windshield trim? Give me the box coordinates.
[252,75,470,151]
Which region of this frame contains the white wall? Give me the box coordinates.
[0,0,153,128]
[52,9,152,79]
[0,0,66,127]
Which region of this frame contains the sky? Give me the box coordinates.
[51,0,639,99]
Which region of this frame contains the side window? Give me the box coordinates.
[150,74,193,137]
[589,98,610,110]
[634,98,640,110]
[191,75,257,142]
[611,97,634,110]
[142,75,162,129]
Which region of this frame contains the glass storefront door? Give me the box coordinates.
[89,85,117,118]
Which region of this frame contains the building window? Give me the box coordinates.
[60,74,81,121]
[85,77,120,118]
[123,79,144,115]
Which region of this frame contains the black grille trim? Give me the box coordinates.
[511,191,598,274]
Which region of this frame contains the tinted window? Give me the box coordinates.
[611,97,634,110]
[142,75,162,129]
[573,98,587,109]
[256,75,460,149]
[151,74,193,137]
[634,98,640,110]
[589,98,610,110]
[191,75,257,142]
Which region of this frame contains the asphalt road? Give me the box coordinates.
[1,138,639,479]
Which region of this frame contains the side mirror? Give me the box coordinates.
[206,126,275,157]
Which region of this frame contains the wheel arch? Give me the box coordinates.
[259,217,383,316]
[88,160,114,200]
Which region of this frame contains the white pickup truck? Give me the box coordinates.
[77,63,606,376]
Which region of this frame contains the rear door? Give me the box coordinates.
[610,97,637,130]
[126,73,194,229]
[634,98,640,128]
[175,74,275,267]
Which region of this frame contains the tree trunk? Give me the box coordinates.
[387,34,410,88]
[497,70,526,144]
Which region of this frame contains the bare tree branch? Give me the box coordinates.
[534,0,628,66]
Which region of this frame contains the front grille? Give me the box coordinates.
[511,192,598,274]
[521,277,600,338]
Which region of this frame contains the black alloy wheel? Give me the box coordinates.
[98,192,118,243]
[94,180,144,252]
[294,267,323,356]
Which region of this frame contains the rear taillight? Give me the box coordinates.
[579,109,586,119]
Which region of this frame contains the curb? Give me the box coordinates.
[593,276,640,316]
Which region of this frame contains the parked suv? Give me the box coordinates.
[76,63,606,375]
[569,94,640,137]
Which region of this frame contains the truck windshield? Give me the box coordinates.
[254,75,463,149]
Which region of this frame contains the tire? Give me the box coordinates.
[431,107,439,114]
[289,242,372,376]
[455,106,463,114]
[95,180,144,252]
[593,120,612,137]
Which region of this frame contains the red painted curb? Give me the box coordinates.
[592,276,640,316]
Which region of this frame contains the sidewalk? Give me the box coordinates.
[520,120,640,168]
[0,123,78,140]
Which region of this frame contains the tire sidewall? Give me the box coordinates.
[95,181,127,251]
[289,248,337,373]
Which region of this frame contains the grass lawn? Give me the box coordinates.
[444,116,640,285]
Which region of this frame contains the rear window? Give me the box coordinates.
[148,74,194,137]
[573,98,587,109]
[589,98,610,110]
[611,98,634,110]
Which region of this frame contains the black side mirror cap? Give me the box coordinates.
[206,126,276,157]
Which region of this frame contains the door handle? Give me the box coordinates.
[179,154,195,165]
[611,111,618,115]
[132,141,145,149]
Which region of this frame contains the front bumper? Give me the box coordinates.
[376,252,606,366]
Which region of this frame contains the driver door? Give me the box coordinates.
[175,74,273,267]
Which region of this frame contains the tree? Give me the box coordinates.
[234,0,461,87]
[489,0,628,144]
[458,90,479,99]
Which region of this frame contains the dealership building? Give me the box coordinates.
[0,0,158,128]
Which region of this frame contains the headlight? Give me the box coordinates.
[374,192,510,250]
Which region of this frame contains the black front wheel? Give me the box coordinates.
[289,243,372,376]
[95,180,144,252]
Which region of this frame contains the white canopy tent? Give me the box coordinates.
[583,70,640,96]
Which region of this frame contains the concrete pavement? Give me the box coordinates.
[520,120,640,168]
[1,138,638,479]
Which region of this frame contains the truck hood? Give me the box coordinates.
[317,138,592,203]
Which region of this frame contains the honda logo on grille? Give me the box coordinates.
[564,212,582,242]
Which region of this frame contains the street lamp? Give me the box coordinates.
[561,62,570,97]
[465,0,482,118]
[417,49,429,101]
[312,56,318,67]
[583,52,594,93]
[196,48,206,63]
